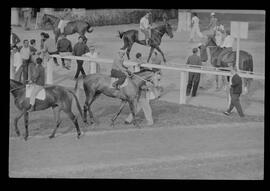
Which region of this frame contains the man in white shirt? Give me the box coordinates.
[217,30,234,66]
[140,12,152,45]
[189,13,203,42]
[84,45,100,74]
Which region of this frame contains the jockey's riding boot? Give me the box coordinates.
[28,104,35,112]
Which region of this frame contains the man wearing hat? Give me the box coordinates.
[140,12,152,46]
[207,12,218,35]
[186,47,202,97]
[223,63,245,117]
[217,30,234,67]
[73,35,90,80]
[110,50,130,90]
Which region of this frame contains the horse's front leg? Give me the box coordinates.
[155,46,166,63]
[24,112,29,141]
[128,100,140,128]
[147,47,155,63]
[14,109,27,137]
[110,101,126,127]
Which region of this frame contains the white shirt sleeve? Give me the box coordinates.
[140,17,149,30]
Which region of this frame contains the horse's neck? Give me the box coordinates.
[132,72,152,87]
[49,15,60,26]
[153,25,165,38]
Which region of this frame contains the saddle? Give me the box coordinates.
[110,77,129,89]
[25,85,46,100]
[221,51,235,63]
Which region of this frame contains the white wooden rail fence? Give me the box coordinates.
[47,54,265,105]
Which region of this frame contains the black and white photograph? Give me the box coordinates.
[9,8,265,179]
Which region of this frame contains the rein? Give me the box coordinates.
[132,73,149,83]
[10,85,24,92]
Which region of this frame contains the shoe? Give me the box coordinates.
[223,111,231,116]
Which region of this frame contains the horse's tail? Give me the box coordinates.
[68,89,84,121]
[118,31,124,39]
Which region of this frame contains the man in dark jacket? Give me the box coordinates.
[73,35,89,80]
[223,64,245,117]
[186,48,202,97]
[57,33,72,70]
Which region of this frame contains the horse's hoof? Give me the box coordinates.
[110,122,115,128]
[49,135,55,139]
[15,131,20,137]
[24,136,28,141]
[77,133,81,139]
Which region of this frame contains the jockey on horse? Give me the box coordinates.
[139,12,152,46]
[216,30,234,67]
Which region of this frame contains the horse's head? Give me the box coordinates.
[42,14,58,26]
[10,79,24,92]
[198,43,208,62]
[164,22,174,38]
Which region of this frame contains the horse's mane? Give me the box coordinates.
[133,68,154,75]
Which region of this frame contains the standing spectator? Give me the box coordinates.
[28,57,45,112]
[189,13,203,42]
[12,46,23,82]
[28,39,38,80]
[21,8,32,30]
[43,33,59,66]
[57,33,72,70]
[20,39,31,84]
[162,12,168,23]
[223,64,245,117]
[84,45,100,74]
[73,35,90,80]
[186,48,202,97]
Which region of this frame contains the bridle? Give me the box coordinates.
[10,85,24,92]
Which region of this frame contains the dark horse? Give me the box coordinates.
[75,69,158,127]
[199,35,253,93]
[118,21,174,63]
[42,14,94,43]
[10,79,84,140]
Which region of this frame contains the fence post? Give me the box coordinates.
[46,58,53,85]
[179,71,187,104]
[90,62,97,74]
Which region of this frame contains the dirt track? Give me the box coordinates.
[9,122,263,179]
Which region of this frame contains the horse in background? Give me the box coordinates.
[42,14,94,43]
[199,35,253,93]
[118,21,174,63]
